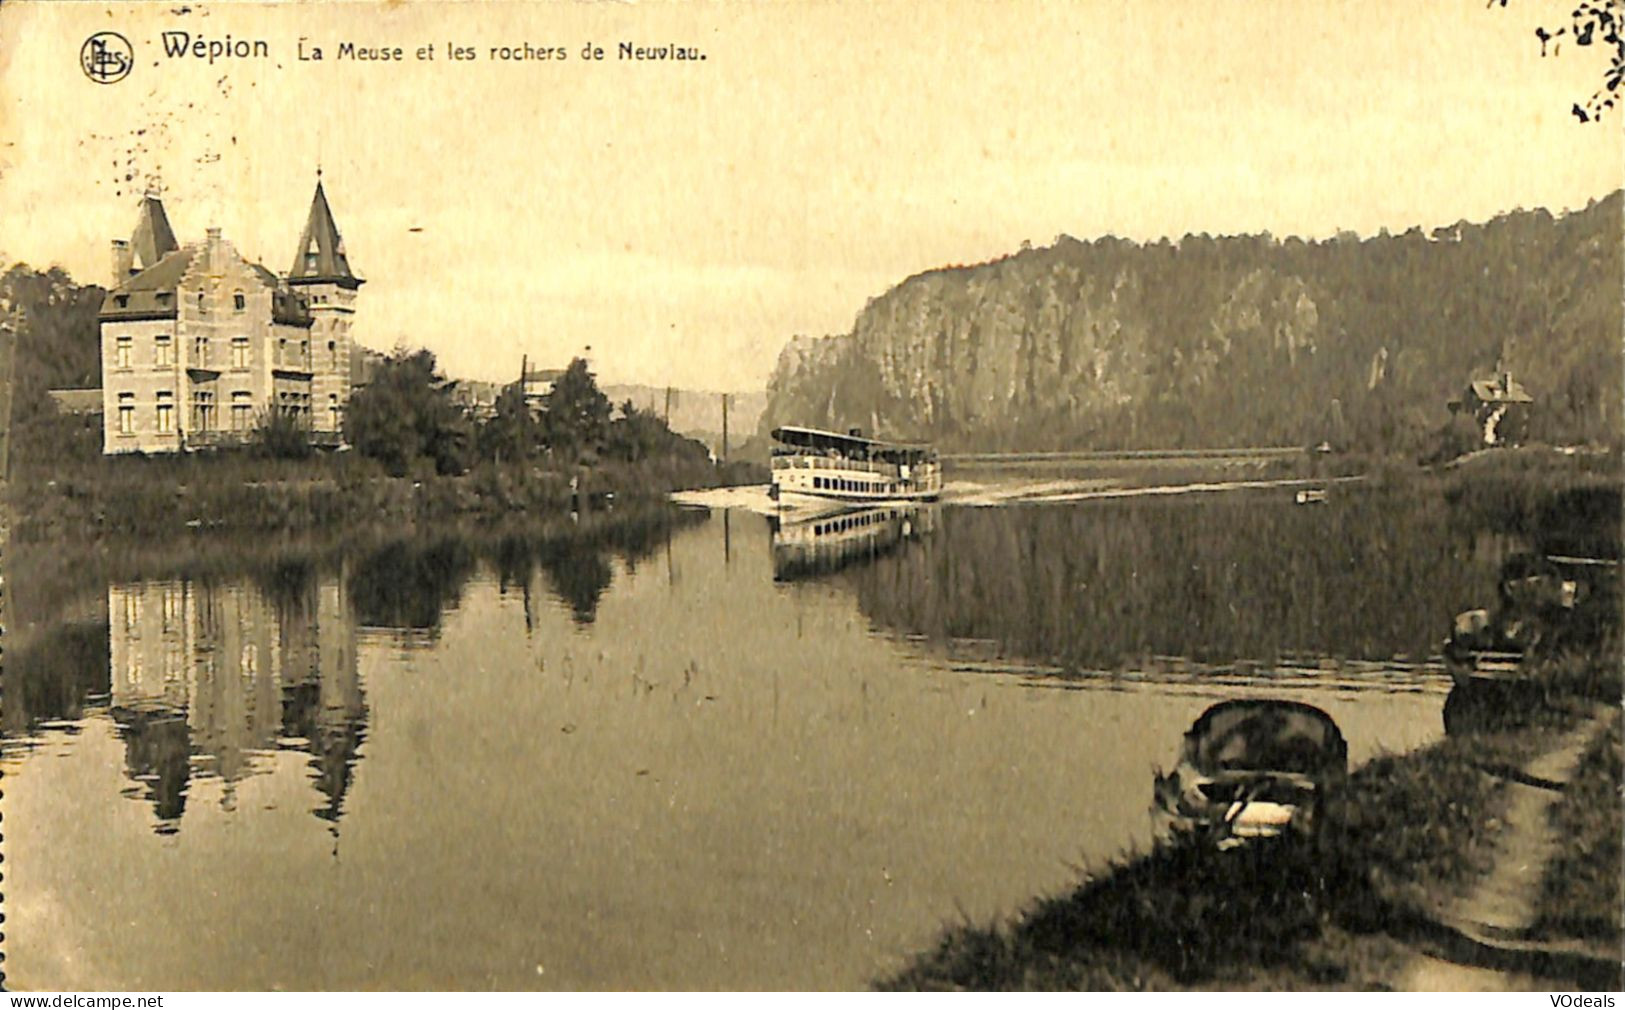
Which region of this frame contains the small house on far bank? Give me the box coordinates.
[520,365,566,409]
[522,367,565,403]
[449,379,502,420]
[1449,370,1534,447]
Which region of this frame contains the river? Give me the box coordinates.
[5,482,1522,989]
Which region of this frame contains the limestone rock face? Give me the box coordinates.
[761,196,1623,452]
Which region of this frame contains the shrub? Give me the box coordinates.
[252,407,314,460]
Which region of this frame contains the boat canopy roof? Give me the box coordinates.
[1182,700,1347,776]
[771,425,935,459]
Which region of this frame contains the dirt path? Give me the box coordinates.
[1399,709,1617,991]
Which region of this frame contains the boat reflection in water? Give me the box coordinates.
[108,567,364,834]
[770,504,938,582]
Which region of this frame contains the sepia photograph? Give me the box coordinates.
[0,0,1621,993]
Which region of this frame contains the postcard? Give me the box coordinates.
[1,0,1620,992]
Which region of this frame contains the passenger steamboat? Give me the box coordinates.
[768,425,942,505]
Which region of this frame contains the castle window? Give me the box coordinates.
[233,291,246,312]
[154,334,172,367]
[192,390,215,431]
[193,335,209,365]
[115,335,132,369]
[155,391,174,434]
[231,391,252,431]
[328,340,337,367]
[231,336,249,369]
[275,390,312,423]
[156,292,172,306]
[117,392,135,434]
[114,294,130,309]
[328,393,340,430]
[197,291,206,315]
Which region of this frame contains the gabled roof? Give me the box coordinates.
[131,194,179,271]
[287,180,363,288]
[1469,377,1534,404]
[100,246,199,320]
[99,242,311,327]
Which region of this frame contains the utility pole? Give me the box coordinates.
[0,305,18,483]
[720,392,729,464]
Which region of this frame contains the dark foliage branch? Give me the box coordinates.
[1493,0,1625,121]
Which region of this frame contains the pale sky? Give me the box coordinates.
[1,0,1620,390]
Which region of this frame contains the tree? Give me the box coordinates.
[478,382,541,464]
[540,357,611,459]
[2,263,105,469]
[343,348,468,476]
[605,399,674,462]
[428,403,476,476]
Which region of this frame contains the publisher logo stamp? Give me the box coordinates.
[81,32,133,84]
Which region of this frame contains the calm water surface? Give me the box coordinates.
[7,488,1505,989]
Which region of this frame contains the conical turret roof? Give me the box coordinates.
[131,193,178,271]
[288,179,362,288]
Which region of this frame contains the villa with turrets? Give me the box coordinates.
[98,179,363,454]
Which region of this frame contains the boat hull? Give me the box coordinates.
[770,461,941,505]
[772,486,940,508]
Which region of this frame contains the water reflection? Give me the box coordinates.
[349,538,477,637]
[3,619,111,739]
[770,505,938,581]
[846,490,1554,671]
[489,507,709,627]
[4,498,1466,990]
[108,568,364,833]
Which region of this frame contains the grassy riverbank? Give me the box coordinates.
[879,655,1620,992]
[3,450,763,543]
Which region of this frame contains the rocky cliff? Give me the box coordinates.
[762,194,1623,453]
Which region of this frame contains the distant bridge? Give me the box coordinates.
[941,447,1308,464]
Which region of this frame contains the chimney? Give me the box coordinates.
[112,239,133,284]
[206,226,223,268]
